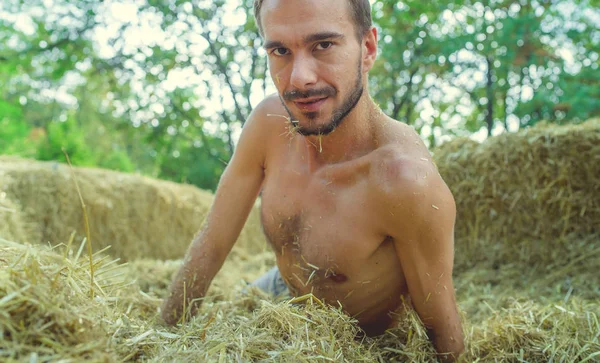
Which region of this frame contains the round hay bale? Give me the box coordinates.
[434,119,600,268]
[0,157,268,261]
[0,170,30,243]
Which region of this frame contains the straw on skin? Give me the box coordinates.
[162,0,464,359]
[2,235,598,361]
[1,119,599,360]
[374,151,464,358]
[160,99,269,325]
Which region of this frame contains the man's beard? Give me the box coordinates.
[279,58,364,137]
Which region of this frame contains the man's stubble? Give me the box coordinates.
[279,54,364,137]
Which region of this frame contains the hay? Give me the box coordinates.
[1,120,599,361]
[467,299,600,361]
[0,239,122,361]
[0,156,268,261]
[434,119,600,269]
[0,168,30,243]
[1,238,598,362]
[0,197,28,245]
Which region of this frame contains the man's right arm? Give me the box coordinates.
[161,101,272,325]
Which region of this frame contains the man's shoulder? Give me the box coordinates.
[247,94,289,128]
[369,130,450,214]
[370,127,436,191]
[239,94,292,147]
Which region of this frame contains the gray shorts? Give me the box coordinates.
[249,266,290,297]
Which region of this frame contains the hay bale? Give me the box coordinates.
[1,238,598,362]
[2,120,600,361]
[0,168,31,243]
[0,196,29,244]
[434,119,600,268]
[0,157,268,261]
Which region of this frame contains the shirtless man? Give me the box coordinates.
[162,0,464,360]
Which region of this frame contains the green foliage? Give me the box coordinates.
[36,118,94,166]
[0,0,598,188]
[98,150,135,173]
[0,119,37,157]
[159,140,229,192]
[371,0,600,143]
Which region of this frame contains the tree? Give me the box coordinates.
[1,0,598,188]
[371,0,600,145]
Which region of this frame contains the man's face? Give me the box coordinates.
[260,0,367,136]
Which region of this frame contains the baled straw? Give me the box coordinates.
[0,238,124,361]
[1,239,598,361]
[434,119,600,270]
[0,156,267,261]
[1,120,599,361]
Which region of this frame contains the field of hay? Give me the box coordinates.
[1,120,599,362]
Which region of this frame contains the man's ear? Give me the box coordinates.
[362,26,378,73]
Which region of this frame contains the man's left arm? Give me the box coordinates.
[377,156,465,361]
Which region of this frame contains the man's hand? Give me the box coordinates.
[160,249,212,325]
[161,291,184,326]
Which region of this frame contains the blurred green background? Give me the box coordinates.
[1,0,598,191]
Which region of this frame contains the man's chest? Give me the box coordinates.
[259,160,383,269]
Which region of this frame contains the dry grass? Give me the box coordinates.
[0,237,598,362]
[0,156,266,261]
[435,118,600,269]
[0,197,28,245]
[1,120,599,361]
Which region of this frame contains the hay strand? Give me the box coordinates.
[0,120,599,361]
[63,149,95,298]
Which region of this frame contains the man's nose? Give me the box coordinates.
[289,54,318,90]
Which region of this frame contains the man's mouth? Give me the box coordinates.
[294,97,328,111]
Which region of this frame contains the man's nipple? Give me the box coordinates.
[328,272,348,283]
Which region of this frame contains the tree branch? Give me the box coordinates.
[0,20,98,62]
[485,56,494,136]
[193,8,248,126]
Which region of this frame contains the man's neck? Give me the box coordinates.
[301,94,384,166]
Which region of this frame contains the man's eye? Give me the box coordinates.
[315,41,333,50]
[272,47,289,56]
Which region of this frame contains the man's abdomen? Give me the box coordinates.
[275,235,408,334]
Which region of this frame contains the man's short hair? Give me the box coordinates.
[253,0,372,40]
